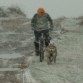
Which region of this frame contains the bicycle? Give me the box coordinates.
[39,32,51,62]
[38,33,45,62]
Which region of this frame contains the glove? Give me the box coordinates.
[49,27,53,31]
[32,27,35,30]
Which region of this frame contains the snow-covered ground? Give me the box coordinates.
[0,17,83,83]
[30,18,83,83]
[30,32,83,83]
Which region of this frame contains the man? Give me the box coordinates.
[31,8,53,55]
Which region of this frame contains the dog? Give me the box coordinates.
[45,43,57,65]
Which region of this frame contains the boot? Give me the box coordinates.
[34,41,40,56]
[45,39,50,47]
[45,41,49,47]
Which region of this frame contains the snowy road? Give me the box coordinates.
[30,31,83,83]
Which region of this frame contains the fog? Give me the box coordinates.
[0,0,83,18]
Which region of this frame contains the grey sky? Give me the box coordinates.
[0,0,83,19]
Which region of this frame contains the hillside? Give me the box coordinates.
[0,6,26,17]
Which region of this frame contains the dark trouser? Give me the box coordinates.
[34,30,50,54]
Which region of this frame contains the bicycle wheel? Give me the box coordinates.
[40,49,44,62]
[39,42,44,62]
